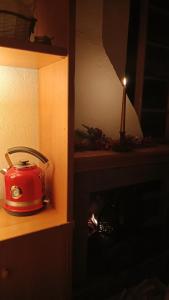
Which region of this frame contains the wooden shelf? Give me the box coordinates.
[0,37,67,69]
[0,45,67,70]
[0,205,68,241]
[74,145,169,173]
[0,37,67,55]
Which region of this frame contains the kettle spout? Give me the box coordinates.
[0,168,7,175]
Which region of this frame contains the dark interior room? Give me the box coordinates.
[0,0,169,300]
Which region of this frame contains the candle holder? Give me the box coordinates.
[120,130,126,145]
[112,136,132,152]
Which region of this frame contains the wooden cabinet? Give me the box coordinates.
[0,1,75,299]
[74,147,169,284]
[0,223,72,300]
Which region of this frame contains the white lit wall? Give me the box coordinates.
[75,0,143,139]
[0,66,39,197]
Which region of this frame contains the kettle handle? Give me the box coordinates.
[5,146,48,167]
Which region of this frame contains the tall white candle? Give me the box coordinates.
[120,77,127,134]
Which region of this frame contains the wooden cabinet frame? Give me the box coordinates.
[0,1,75,298]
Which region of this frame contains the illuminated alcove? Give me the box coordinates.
[0,45,68,240]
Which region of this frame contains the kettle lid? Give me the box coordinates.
[14,160,36,169]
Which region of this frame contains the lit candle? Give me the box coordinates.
[120,77,127,142]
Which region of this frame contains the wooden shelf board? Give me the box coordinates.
[0,37,67,56]
[0,205,68,241]
[0,46,67,69]
[74,145,169,173]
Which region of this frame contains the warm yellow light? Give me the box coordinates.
[122,77,127,87]
[0,46,64,69]
[91,213,98,226]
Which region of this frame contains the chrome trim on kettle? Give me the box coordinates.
[5,199,41,207]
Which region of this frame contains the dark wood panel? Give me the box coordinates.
[126,0,169,139]
[73,147,169,282]
[35,0,69,49]
[0,224,72,300]
[0,37,67,56]
[142,79,168,109]
[141,111,166,137]
[74,146,169,173]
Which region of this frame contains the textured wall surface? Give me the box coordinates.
[0,66,39,198]
[75,0,142,139]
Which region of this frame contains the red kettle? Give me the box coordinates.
[0,146,49,216]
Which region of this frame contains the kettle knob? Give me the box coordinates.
[18,160,30,166]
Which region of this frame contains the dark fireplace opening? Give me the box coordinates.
[87,180,169,291]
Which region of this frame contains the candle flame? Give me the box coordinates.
[122,77,127,87]
[91,213,98,226]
